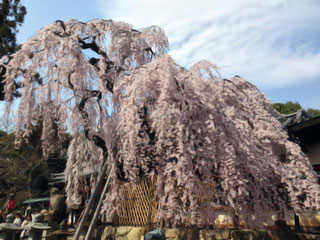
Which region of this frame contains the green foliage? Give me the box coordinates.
[272,101,302,115]
[0,0,27,100]
[0,0,26,58]
[0,129,49,198]
[306,108,320,118]
[272,101,320,119]
[0,121,69,203]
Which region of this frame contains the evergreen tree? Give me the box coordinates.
[0,129,49,198]
[272,101,320,118]
[272,101,302,115]
[306,108,320,118]
[0,0,26,101]
[0,0,26,58]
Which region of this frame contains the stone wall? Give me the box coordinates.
[101,226,320,240]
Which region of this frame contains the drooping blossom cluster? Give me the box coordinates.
[1,19,319,227]
[64,134,103,206]
[0,19,167,157]
[102,55,320,227]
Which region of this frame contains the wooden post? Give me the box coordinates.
[294,213,300,232]
[146,178,154,231]
[84,164,114,240]
[73,152,109,240]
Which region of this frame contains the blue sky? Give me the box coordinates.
[17,0,320,109]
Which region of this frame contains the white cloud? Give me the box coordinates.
[98,0,320,88]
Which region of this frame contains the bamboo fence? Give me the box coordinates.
[113,176,159,228]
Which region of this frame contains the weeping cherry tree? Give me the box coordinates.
[1,19,320,227]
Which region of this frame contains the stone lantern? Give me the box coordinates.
[0,213,23,240]
[22,214,51,240]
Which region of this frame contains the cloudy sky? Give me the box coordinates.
[18,0,320,109]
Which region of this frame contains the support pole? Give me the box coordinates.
[294,213,300,232]
[73,152,109,240]
[84,164,114,240]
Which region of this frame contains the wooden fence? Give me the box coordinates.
[113,176,159,228]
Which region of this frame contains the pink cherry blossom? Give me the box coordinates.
[1,19,319,228]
